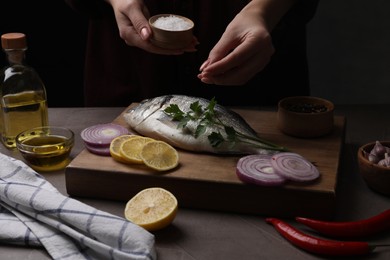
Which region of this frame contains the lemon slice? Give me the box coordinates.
[109,134,138,163]
[124,187,178,231]
[119,136,154,164]
[140,140,179,171]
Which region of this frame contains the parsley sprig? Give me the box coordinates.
[163,98,287,152]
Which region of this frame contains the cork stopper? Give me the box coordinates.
[1,32,27,50]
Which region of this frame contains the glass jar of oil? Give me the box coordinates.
[0,33,48,149]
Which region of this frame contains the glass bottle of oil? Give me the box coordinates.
[0,32,48,148]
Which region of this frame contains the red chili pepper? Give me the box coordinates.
[295,209,390,238]
[266,218,374,256]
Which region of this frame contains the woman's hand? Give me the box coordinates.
[198,0,295,85]
[107,0,197,55]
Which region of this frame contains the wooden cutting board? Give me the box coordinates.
[65,105,345,219]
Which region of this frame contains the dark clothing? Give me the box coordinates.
[65,0,319,107]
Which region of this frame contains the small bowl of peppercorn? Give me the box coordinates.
[277,96,334,138]
[358,141,390,196]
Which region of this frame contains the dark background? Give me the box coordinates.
[0,1,87,107]
[307,0,390,104]
[1,1,390,107]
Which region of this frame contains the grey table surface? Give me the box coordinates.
[0,105,389,260]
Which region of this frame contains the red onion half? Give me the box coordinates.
[271,152,320,182]
[81,123,129,147]
[236,154,287,186]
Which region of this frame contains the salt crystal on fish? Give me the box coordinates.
[153,15,192,31]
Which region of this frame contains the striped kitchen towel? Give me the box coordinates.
[0,153,156,260]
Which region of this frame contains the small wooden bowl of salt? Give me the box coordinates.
[149,14,194,49]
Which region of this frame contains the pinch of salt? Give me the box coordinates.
[153,15,191,31]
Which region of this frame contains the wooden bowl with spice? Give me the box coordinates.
[277,96,334,138]
[149,14,194,49]
[358,141,390,196]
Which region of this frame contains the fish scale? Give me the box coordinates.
[124,95,286,155]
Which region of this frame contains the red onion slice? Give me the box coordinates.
[81,123,129,147]
[271,152,320,182]
[84,143,111,156]
[236,154,287,186]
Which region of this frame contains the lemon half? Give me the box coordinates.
[124,187,178,231]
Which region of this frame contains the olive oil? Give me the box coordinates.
[0,33,48,148]
[2,92,48,148]
[17,134,73,172]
